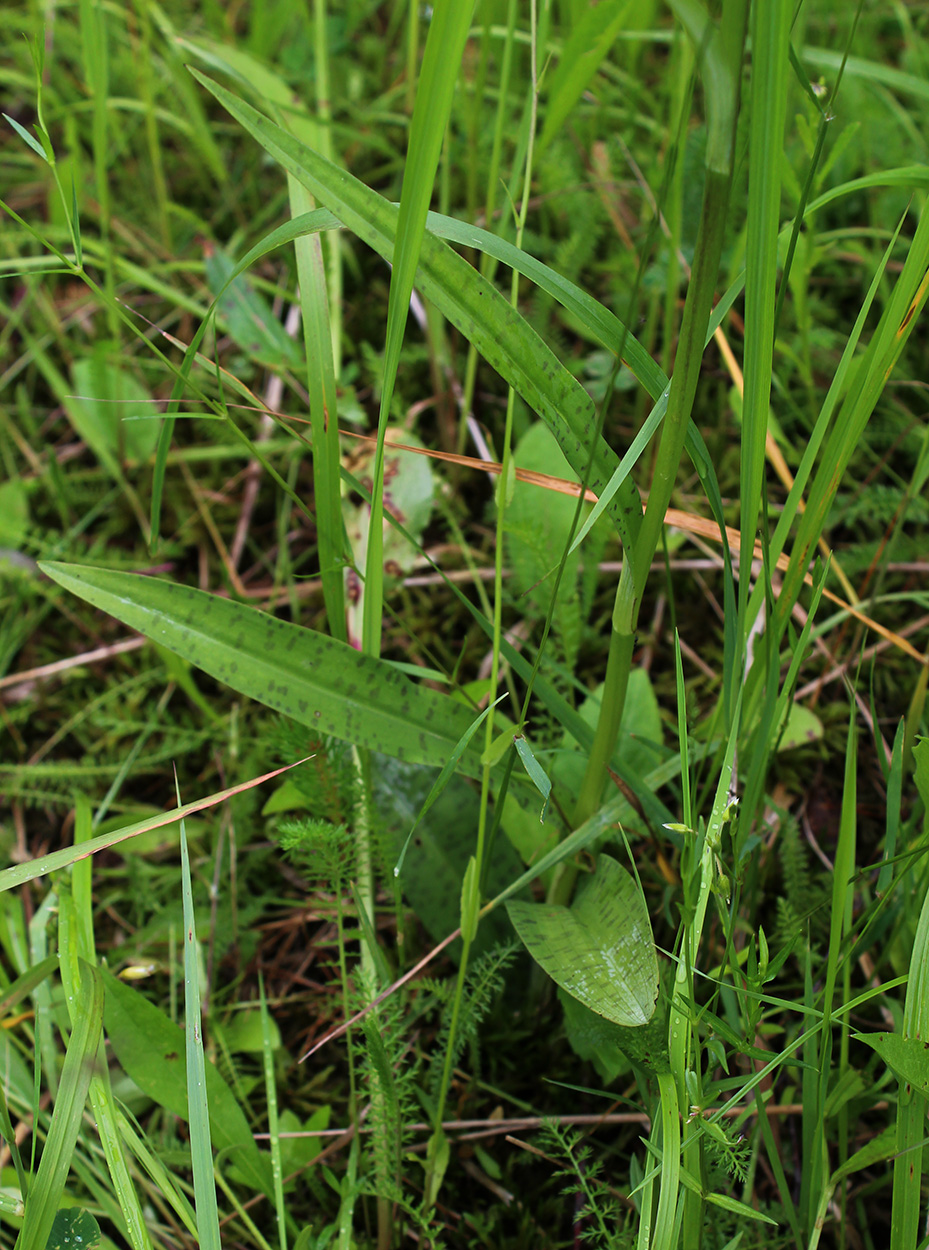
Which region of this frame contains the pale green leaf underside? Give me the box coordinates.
[39,562,477,770]
[507,854,658,1027]
[854,1030,929,1097]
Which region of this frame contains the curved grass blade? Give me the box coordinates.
[187,69,644,551]
[0,760,304,895]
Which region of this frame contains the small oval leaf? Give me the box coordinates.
[507,854,658,1026]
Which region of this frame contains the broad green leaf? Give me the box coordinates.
[856,1028,929,1094]
[219,1009,281,1055]
[38,561,477,770]
[559,989,633,1085]
[71,352,161,469]
[188,69,644,552]
[507,853,658,1026]
[777,701,823,752]
[45,1209,103,1250]
[102,969,273,1199]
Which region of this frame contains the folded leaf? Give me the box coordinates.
[507,853,658,1026]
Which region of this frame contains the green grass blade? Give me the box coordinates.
[364,0,477,656]
[38,560,478,770]
[18,960,103,1250]
[674,630,692,831]
[538,0,634,152]
[205,203,732,571]
[186,69,644,551]
[115,1112,199,1239]
[739,0,790,624]
[775,201,929,634]
[259,975,287,1250]
[878,720,906,897]
[0,762,303,894]
[289,174,348,643]
[652,1071,681,1250]
[178,799,221,1250]
[60,806,154,1250]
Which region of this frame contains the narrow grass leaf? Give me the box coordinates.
[19,960,103,1250]
[288,175,347,643]
[58,877,153,1250]
[538,0,634,151]
[705,1191,778,1225]
[116,1113,198,1238]
[258,976,287,1250]
[674,630,692,830]
[776,201,929,631]
[805,166,929,216]
[102,968,273,1199]
[0,760,304,894]
[513,735,552,824]
[740,0,790,621]
[0,957,58,1018]
[890,859,929,1249]
[364,0,477,655]
[178,802,221,1250]
[3,114,48,161]
[878,722,906,896]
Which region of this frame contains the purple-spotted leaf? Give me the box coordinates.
[38,562,477,771]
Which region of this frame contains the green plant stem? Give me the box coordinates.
[574,156,742,827]
[426,0,540,1210]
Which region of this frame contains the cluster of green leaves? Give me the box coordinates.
[2,0,929,1247]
